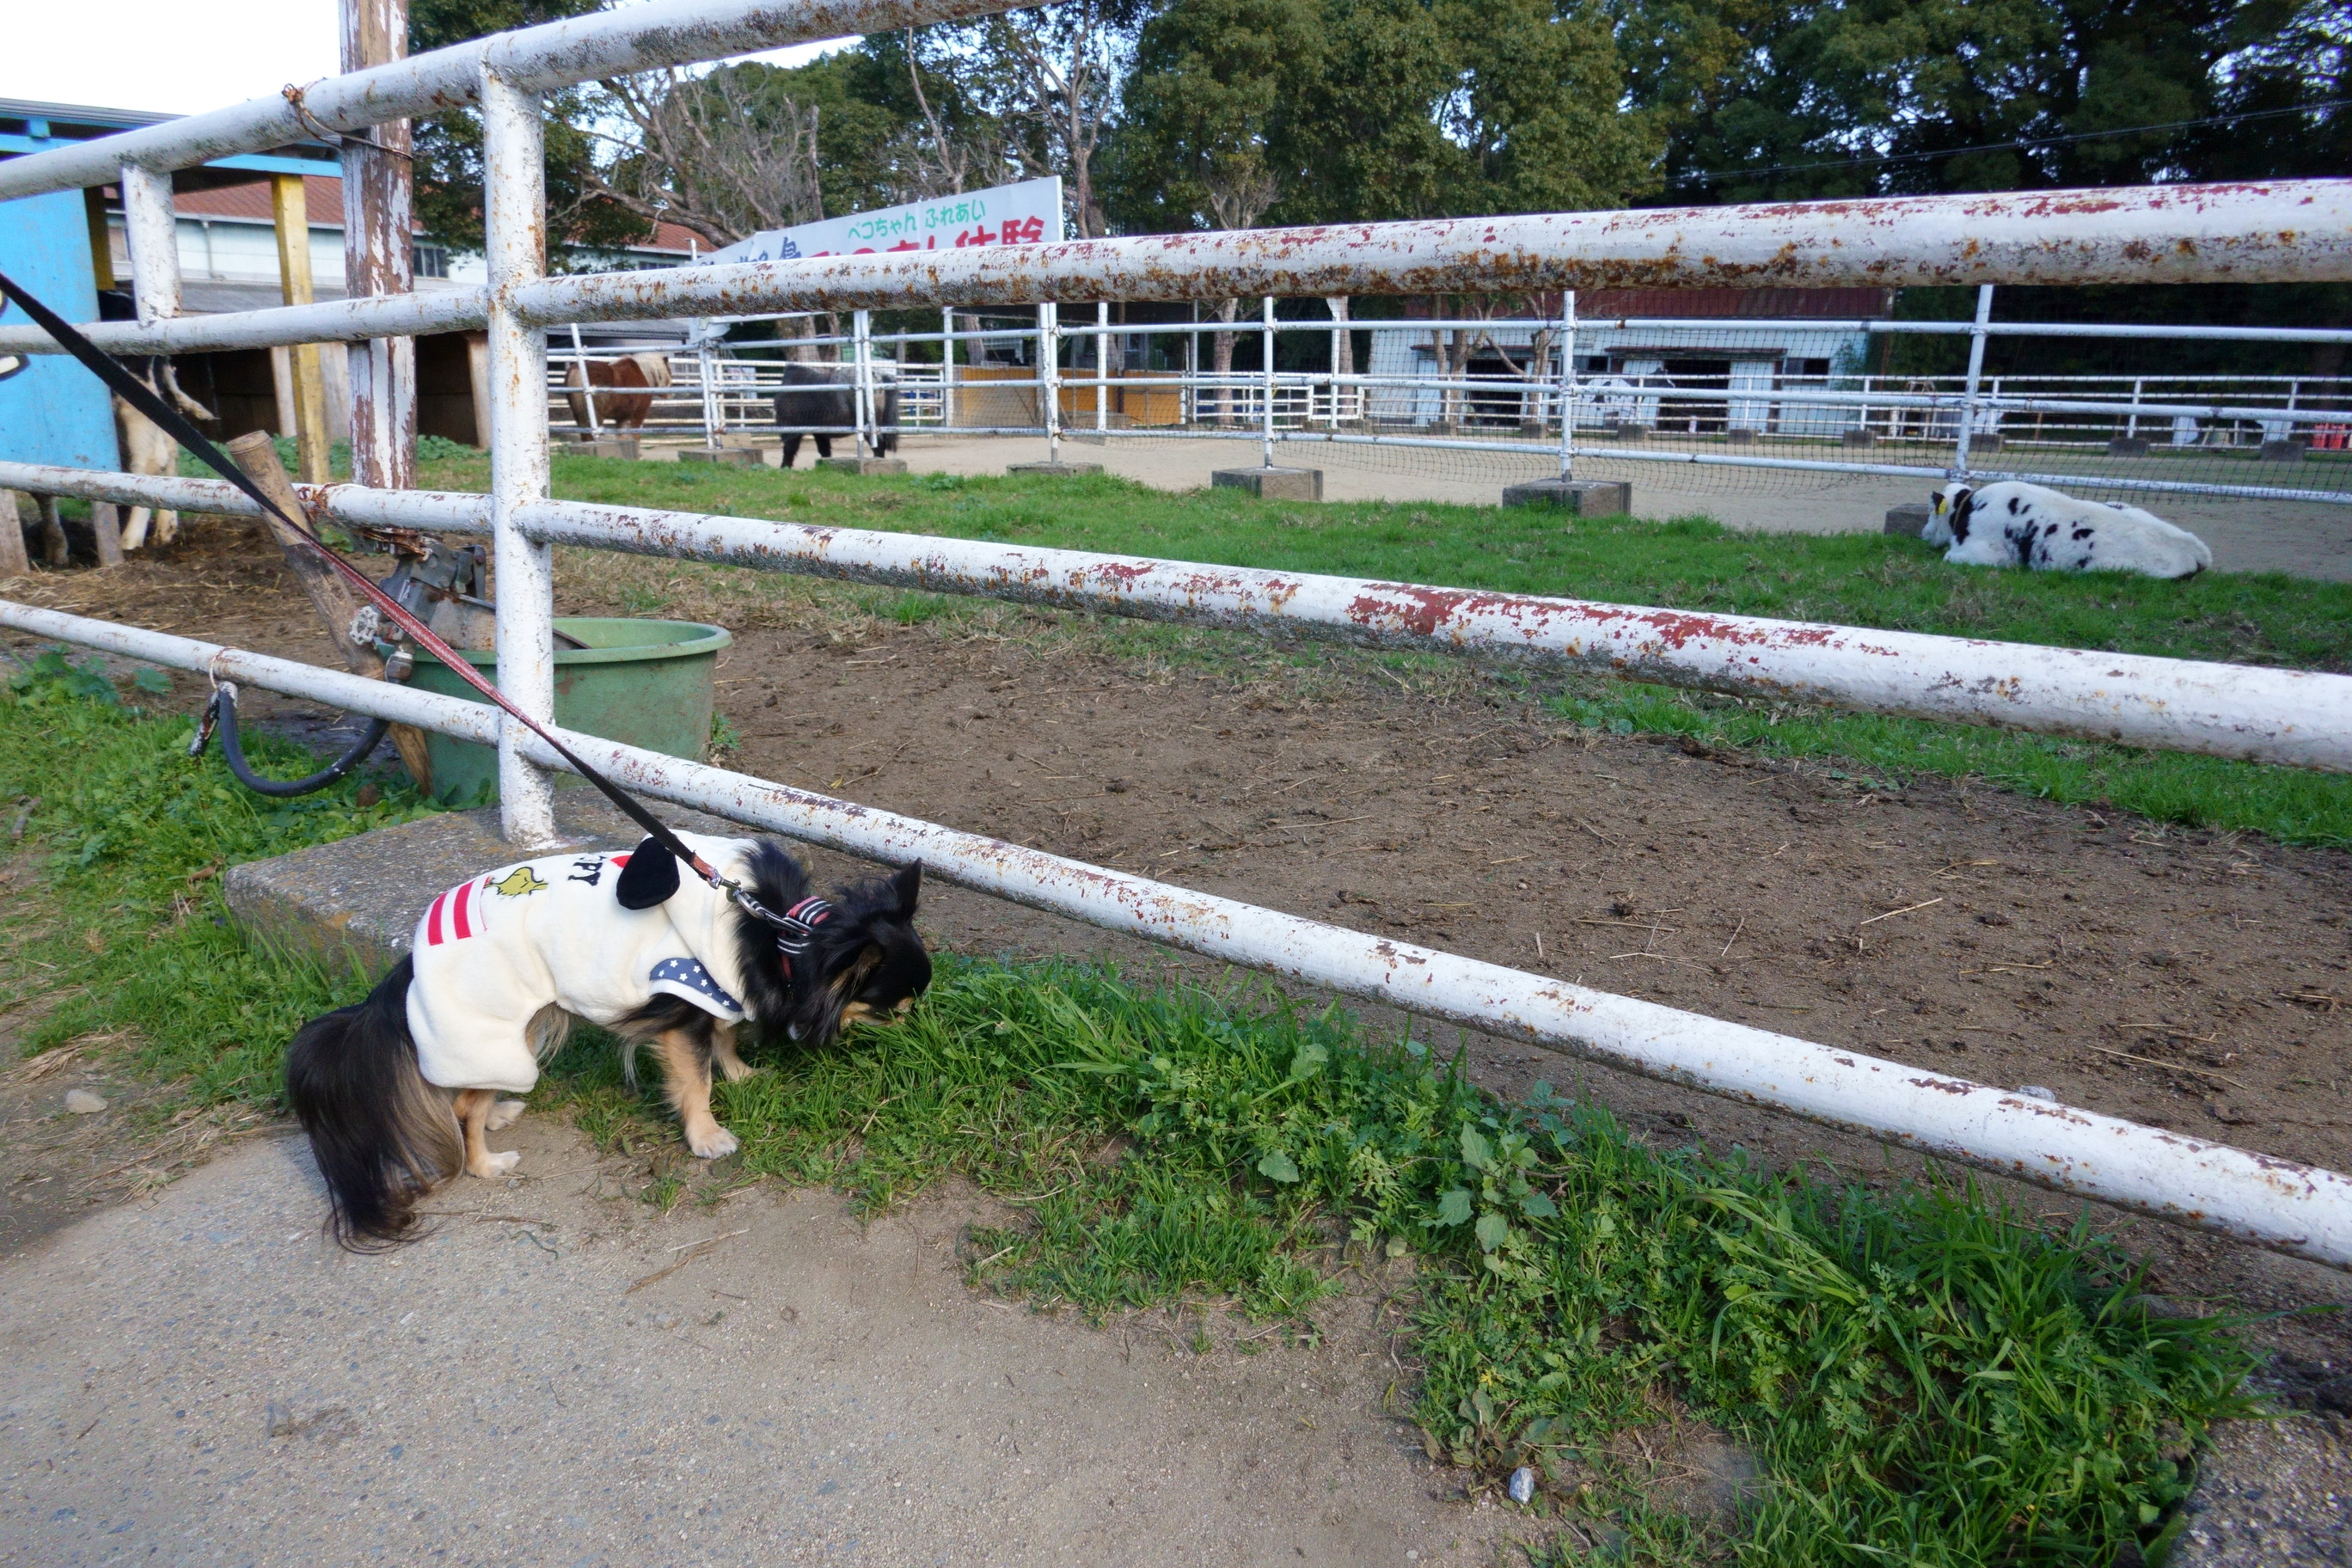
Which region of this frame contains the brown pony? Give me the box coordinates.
[564,352,674,430]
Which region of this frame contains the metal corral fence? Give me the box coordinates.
[550,297,2352,508]
[3,0,2351,1265]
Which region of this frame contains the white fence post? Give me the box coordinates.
[1039,301,1060,462]
[1261,295,1277,468]
[1095,300,1110,434]
[1558,291,1577,481]
[1953,284,1994,480]
[119,163,181,324]
[568,322,598,436]
[1183,307,1198,426]
[2128,377,2143,440]
[853,307,873,456]
[939,307,955,430]
[481,64,558,845]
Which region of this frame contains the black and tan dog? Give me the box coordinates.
[285,833,929,1249]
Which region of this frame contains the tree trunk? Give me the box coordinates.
[1210,298,1240,427]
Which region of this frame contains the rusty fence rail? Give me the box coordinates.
[9,182,2352,363]
[8,459,2351,773]
[3,596,2348,1271]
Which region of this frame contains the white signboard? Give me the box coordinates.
[704,176,1063,266]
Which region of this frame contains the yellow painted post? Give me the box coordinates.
[271,174,332,483]
[83,187,115,291]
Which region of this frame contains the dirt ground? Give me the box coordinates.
[3,515,2350,1554]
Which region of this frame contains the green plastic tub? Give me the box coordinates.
[406,617,732,805]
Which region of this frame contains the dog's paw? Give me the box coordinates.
[485,1099,528,1132]
[716,1057,761,1084]
[687,1124,740,1160]
[469,1149,522,1179]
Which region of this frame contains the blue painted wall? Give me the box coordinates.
[0,188,116,469]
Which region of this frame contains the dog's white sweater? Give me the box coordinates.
[406,832,757,1093]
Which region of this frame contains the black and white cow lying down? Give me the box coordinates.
[1926,481,2212,579]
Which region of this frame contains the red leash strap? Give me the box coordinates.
[0,266,734,895]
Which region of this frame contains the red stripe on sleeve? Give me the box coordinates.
[451,877,475,940]
[610,853,631,867]
[425,890,446,946]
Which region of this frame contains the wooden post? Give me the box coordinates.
[465,332,493,449]
[341,0,416,490]
[0,494,29,577]
[90,505,124,567]
[271,175,333,484]
[83,188,116,291]
[227,432,434,790]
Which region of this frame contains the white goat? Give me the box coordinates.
[1925,481,2211,579]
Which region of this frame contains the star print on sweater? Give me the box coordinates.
[648,957,744,1018]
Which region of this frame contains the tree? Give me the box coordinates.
[1106,0,1320,413]
[408,0,651,262]
[906,0,1148,238]
[1618,0,2341,203]
[591,65,825,249]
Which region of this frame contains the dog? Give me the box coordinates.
[285,832,929,1249]
[772,363,901,469]
[1926,481,2211,579]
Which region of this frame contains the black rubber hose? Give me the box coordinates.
[205,686,393,797]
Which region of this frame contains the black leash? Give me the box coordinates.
[0,266,799,928]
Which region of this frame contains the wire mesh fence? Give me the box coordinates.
[539,294,2352,509]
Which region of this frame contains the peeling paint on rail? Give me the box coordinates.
[1,595,2348,1268]
[4,461,2346,771]
[6,180,2351,357]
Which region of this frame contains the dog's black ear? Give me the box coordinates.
[1950,487,1975,542]
[615,837,681,910]
[890,861,922,918]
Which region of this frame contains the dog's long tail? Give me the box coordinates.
[283,956,460,1250]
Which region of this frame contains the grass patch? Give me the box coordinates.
[0,646,435,1105]
[0,677,2258,1565]
[1548,678,2352,848]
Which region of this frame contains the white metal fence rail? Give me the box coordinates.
[9,458,2351,772]
[4,0,2352,1261]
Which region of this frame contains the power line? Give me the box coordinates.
[1666,97,2352,189]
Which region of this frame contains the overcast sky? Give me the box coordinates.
[3,0,842,118]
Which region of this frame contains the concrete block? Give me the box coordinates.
[1603,424,1651,442]
[224,797,743,977]
[1884,502,1932,538]
[1841,428,1877,448]
[565,436,640,461]
[1211,466,1322,501]
[1501,479,1630,517]
[1724,427,1758,444]
[679,444,764,468]
[1008,461,1106,477]
[2107,436,2150,456]
[2262,439,2308,463]
[1968,432,2003,453]
[818,456,910,475]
